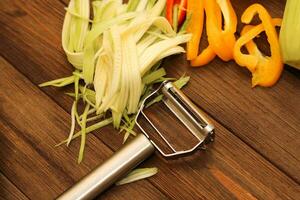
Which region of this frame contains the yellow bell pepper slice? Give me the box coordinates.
[189,0,222,67]
[186,0,205,60]
[190,46,216,66]
[240,18,282,72]
[205,0,237,61]
[234,4,283,87]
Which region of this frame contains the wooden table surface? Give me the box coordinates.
[0,0,299,199]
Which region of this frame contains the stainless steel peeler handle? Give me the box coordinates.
[56,134,155,200]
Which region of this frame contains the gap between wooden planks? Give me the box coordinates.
[0,0,299,199]
[0,172,29,200]
[0,54,299,199]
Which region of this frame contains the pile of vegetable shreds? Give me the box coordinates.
[40,0,191,184]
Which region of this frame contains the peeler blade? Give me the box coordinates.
[135,81,215,158]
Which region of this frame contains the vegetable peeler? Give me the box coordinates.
[57,81,215,200]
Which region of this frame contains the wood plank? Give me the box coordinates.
[1,0,299,183]
[0,173,29,200]
[0,0,74,110]
[0,0,300,199]
[163,0,300,182]
[142,116,300,199]
[0,57,167,199]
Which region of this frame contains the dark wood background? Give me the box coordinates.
[0,0,299,199]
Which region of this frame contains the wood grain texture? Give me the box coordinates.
[0,173,29,200]
[1,0,299,183]
[0,0,300,199]
[163,0,300,182]
[141,111,300,199]
[0,57,167,199]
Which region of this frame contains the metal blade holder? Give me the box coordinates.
[57,81,215,200]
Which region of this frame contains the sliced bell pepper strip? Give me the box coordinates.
[241,25,263,60]
[178,12,192,33]
[186,0,205,60]
[241,18,282,70]
[233,4,283,87]
[190,0,221,66]
[166,0,175,26]
[190,46,216,66]
[167,0,187,29]
[177,0,187,26]
[205,0,237,61]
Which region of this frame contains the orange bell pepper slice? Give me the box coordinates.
[186,0,205,60]
[205,0,237,61]
[234,4,283,87]
[190,46,216,66]
[240,18,282,72]
[190,0,222,67]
